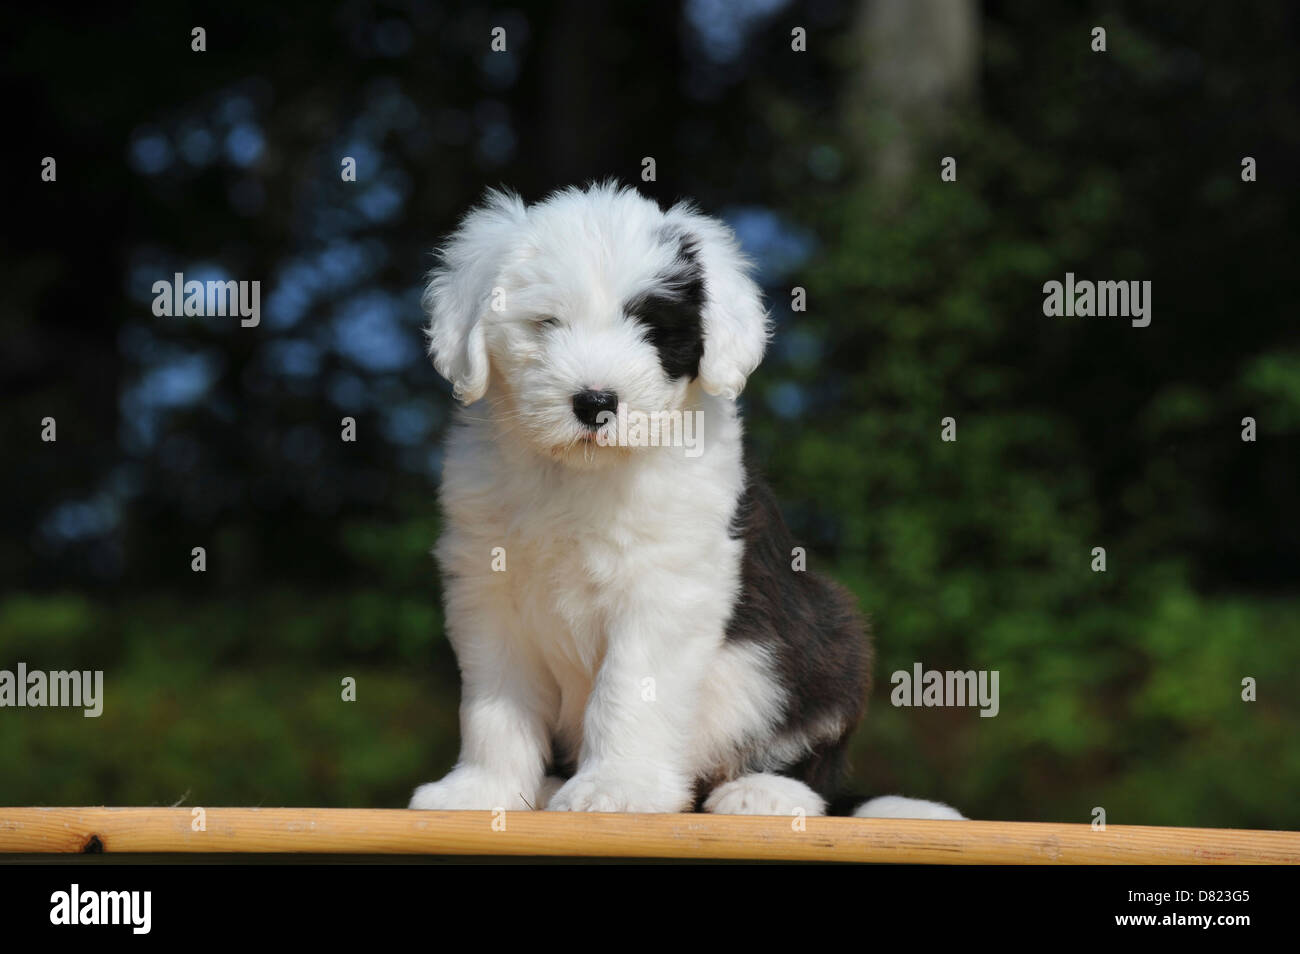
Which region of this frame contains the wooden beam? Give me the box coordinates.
[1,808,1298,863]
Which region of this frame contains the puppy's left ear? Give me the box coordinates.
[666,206,771,399]
[423,189,528,404]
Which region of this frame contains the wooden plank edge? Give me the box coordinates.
[1,809,1298,863]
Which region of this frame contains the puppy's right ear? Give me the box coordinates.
[422,189,527,404]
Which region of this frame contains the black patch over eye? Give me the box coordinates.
[625,238,706,380]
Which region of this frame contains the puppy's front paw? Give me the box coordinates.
[408,766,537,811]
[546,764,689,813]
[703,773,827,816]
[853,795,966,820]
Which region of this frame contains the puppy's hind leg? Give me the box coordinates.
[703,773,827,817]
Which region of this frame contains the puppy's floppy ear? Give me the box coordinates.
[423,189,527,404]
[664,204,771,400]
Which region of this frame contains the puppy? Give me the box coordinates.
[410,181,962,819]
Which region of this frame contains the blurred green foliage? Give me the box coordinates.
[746,171,1300,824]
[1,515,461,808]
[742,4,1300,823]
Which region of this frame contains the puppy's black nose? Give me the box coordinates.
[572,389,619,427]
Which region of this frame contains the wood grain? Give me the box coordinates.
[1,808,1297,863]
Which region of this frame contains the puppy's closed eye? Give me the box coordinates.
[536,315,561,330]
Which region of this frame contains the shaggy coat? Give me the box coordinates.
[410,182,961,820]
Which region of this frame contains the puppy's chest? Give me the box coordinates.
[484,490,711,666]
[449,445,744,670]
[512,532,606,622]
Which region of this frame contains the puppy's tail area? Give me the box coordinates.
[827,792,967,820]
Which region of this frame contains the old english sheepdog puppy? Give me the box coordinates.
[410,181,963,820]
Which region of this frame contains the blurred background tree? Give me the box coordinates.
[2,0,1297,825]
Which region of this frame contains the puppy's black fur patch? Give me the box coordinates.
[721,460,873,801]
[625,235,705,380]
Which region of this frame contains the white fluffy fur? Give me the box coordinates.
[703,773,826,816]
[854,796,966,820]
[409,183,963,821]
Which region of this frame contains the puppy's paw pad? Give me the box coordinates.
[704,773,826,816]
